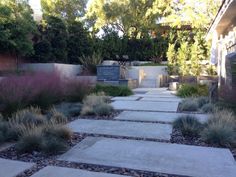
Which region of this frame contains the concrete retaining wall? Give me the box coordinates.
[20,63,82,78]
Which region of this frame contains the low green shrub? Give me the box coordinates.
[201,123,236,147]
[81,93,114,116]
[201,103,215,113]
[3,107,72,154]
[173,115,203,137]
[177,84,208,98]
[201,109,236,147]
[207,109,236,127]
[93,103,114,116]
[54,102,82,117]
[16,129,43,153]
[196,96,209,108]
[16,124,71,154]
[41,136,68,154]
[10,107,45,126]
[94,84,133,96]
[42,125,72,141]
[48,108,68,124]
[79,53,102,74]
[179,99,198,112]
[64,79,93,103]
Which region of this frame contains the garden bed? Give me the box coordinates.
[171,128,236,160]
[0,133,179,177]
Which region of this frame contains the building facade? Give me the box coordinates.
[208,0,236,102]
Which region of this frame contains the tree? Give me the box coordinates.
[42,16,68,63]
[67,21,92,63]
[165,0,221,29]
[41,0,88,22]
[177,42,190,76]
[0,0,36,63]
[167,43,178,75]
[86,0,172,38]
[33,40,52,62]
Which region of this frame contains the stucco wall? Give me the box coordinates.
[20,63,82,78]
[127,66,168,85]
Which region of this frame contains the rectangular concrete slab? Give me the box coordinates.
[111,100,179,112]
[133,94,178,98]
[140,97,181,102]
[111,96,140,101]
[68,119,172,140]
[31,166,131,177]
[0,158,34,177]
[115,111,209,123]
[58,137,236,177]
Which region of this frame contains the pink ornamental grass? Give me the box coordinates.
[0,72,94,116]
[0,72,63,115]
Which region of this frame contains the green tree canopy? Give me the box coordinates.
[164,0,221,29]
[86,0,172,38]
[41,0,88,22]
[0,0,36,58]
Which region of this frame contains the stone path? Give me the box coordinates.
[57,88,236,177]
[59,137,236,177]
[0,158,34,177]
[2,88,236,177]
[111,100,179,112]
[31,166,131,177]
[68,119,172,140]
[114,111,209,123]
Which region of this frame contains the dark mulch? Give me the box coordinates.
[171,128,236,160]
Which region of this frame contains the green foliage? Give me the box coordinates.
[201,109,236,147]
[196,96,209,108]
[179,99,198,112]
[33,40,52,62]
[42,16,68,63]
[167,44,178,75]
[94,84,133,97]
[81,93,113,116]
[93,103,114,116]
[0,0,36,58]
[54,102,82,117]
[16,128,43,153]
[201,103,215,113]
[201,123,236,147]
[16,124,70,154]
[177,42,190,76]
[42,125,72,141]
[86,0,170,38]
[41,136,68,154]
[79,53,102,74]
[64,79,93,103]
[177,84,208,98]
[10,107,45,126]
[48,108,68,124]
[67,21,92,63]
[41,0,87,22]
[173,115,203,137]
